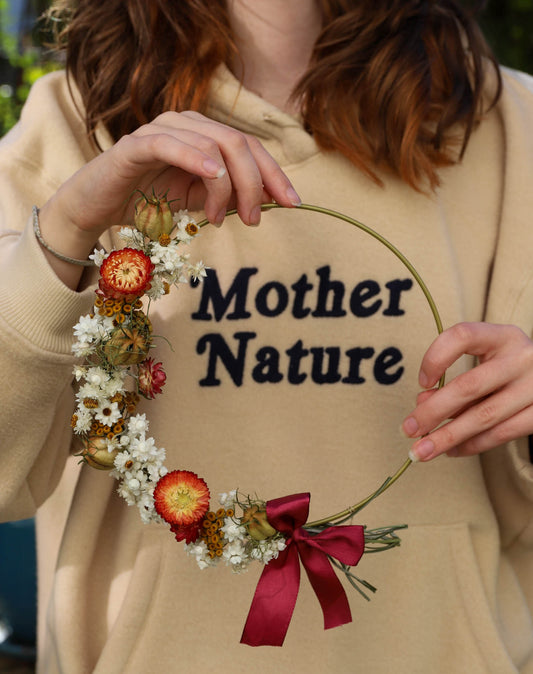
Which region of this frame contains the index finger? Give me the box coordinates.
[244,134,301,208]
[180,112,301,215]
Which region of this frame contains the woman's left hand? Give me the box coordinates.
[401,322,533,461]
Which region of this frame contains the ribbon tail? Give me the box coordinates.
[240,545,300,647]
[298,543,352,630]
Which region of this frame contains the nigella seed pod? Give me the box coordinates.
[134,190,175,242]
[103,326,150,365]
[82,436,118,470]
[241,504,277,541]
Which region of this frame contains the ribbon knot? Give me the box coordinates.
[240,492,365,647]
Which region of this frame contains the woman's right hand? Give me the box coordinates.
[38,111,301,288]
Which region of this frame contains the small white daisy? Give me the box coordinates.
[94,400,122,425]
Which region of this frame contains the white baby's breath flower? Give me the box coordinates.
[73,315,114,355]
[76,383,97,401]
[76,382,105,403]
[101,371,126,397]
[145,448,164,466]
[219,490,237,508]
[222,540,251,573]
[105,437,120,453]
[150,242,184,274]
[73,408,92,433]
[185,540,216,570]
[223,540,246,563]
[117,482,136,506]
[89,248,107,267]
[145,276,167,300]
[250,547,263,560]
[72,341,96,358]
[188,260,207,282]
[73,365,87,381]
[85,366,110,388]
[73,314,101,342]
[127,477,141,492]
[137,494,158,524]
[127,414,149,436]
[118,227,144,248]
[129,435,158,460]
[221,518,247,543]
[145,462,163,482]
[172,209,194,225]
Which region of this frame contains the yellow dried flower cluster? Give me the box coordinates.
[199,507,235,559]
[94,296,144,326]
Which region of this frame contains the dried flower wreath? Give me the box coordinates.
[69,196,443,646]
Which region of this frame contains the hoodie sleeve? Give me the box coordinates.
[0,72,98,520]
[480,69,533,559]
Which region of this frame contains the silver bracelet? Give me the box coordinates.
[32,205,95,267]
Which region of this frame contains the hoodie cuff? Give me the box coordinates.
[0,217,96,354]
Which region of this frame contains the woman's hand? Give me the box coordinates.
[37,111,301,287]
[401,322,533,461]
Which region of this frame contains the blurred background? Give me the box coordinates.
[0,0,532,671]
[0,0,59,137]
[0,0,532,137]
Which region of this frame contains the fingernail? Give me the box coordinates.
[286,186,301,206]
[203,159,226,178]
[401,417,419,437]
[249,205,261,226]
[419,370,430,388]
[410,438,435,462]
[211,208,226,226]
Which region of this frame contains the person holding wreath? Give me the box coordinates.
[0,1,532,671]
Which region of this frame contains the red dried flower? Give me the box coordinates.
[138,358,166,399]
[154,470,210,527]
[170,521,204,544]
[99,248,154,300]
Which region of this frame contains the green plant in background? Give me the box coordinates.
[0,45,61,135]
[0,0,61,136]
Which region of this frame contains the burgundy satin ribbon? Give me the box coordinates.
[240,492,365,647]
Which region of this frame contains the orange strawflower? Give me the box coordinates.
[99,248,154,300]
[154,470,210,528]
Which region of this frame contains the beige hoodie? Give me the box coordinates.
[0,66,532,673]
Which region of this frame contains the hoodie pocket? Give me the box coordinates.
[92,521,524,674]
[372,521,522,674]
[92,526,165,674]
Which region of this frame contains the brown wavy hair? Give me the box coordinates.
[48,0,501,189]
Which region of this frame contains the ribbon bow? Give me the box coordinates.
[241,492,365,647]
